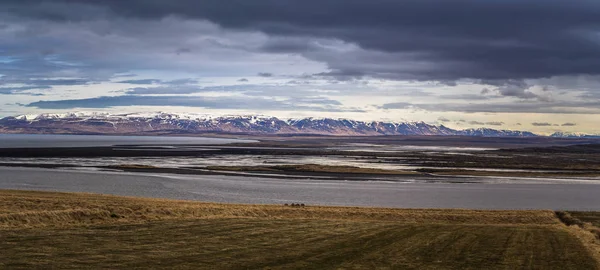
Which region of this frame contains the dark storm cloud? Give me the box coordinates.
[6,0,600,120]
[5,0,600,82]
[531,122,553,126]
[484,80,538,99]
[260,37,314,54]
[313,70,365,82]
[257,72,273,78]
[380,101,600,114]
[0,70,94,94]
[437,117,450,122]
[167,78,199,85]
[438,94,491,100]
[0,56,111,92]
[175,48,192,55]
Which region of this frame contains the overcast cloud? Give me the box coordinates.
[1,0,600,133]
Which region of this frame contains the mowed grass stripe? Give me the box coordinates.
[0,190,598,269]
[0,189,560,228]
[1,219,597,269]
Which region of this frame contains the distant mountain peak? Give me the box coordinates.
[0,112,541,137]
[550,132,600,138]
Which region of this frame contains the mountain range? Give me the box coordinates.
[0,112,590,137]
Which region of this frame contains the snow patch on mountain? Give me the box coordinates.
[3,111,542,137]
[550,132,600,138]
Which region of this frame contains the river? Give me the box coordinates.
[0,134,256,148]
[1,166,599,210]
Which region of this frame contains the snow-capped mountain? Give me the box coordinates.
[459,128,537,137]
[550,132,600,138]
[0,112,539,137]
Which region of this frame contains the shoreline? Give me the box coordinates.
[1,161,600,180]
[1,141,600,173]
[4,165,600,211]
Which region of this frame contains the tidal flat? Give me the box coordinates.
[1,135,600,179]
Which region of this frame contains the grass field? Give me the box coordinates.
[569,211,600,227]
[1,190,599,269]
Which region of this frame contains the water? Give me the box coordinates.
[0,134,257,148]
[2,166,599,210]
[329,143,497,152]
[0,155,420,170]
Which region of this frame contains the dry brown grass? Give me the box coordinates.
[0,190,598,269]
[0,189,559,229]
[566,225,600,269]
[563,211,600,265]
[3,220,595,269]
[570,212,600,228]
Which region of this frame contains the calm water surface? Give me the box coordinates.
[1,166,599,210]
[0,134,256,148]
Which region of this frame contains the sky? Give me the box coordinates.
[1,0,600,135]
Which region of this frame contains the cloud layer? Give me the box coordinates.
[1,0,600,133]
[6,0,600,81]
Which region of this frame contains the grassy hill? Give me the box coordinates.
[1,189,599,269]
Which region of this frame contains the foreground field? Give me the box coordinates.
[1,190,599,269]
[570,211,600,227]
